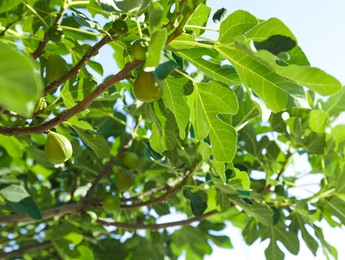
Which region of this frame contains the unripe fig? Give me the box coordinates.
[112,19,128,36]
[48,25,64,42]
[44,131,73,164]
[115,172,133,192]
[134,71,163,102]
[121,152,139,169]
[130,38,149,61]
[102,195,121,214]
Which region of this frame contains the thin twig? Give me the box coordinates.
[121,168,196,209]
[0,200,85,224]
[44,33,112,95]
[0,60,142,136]
[32,0,69,59]
[97,209,218,230]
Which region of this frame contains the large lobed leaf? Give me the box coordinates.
[188,82,238,162]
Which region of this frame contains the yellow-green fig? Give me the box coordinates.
[130,38,149,61]
[115,172,133,192]
[44,131,73,164]
[120,152,139,169]
[102,195,121,214]
[134,71,163,102]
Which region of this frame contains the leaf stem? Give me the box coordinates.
[22,0,50,29]
[135,16,142,38]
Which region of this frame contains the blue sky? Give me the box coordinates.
[204,1,345,259]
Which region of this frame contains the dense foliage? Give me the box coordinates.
[0,0,344,259]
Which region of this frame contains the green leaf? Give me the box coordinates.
[70,125,110,158]
[314,226,338,260]
[230,197,272,226]
[265,240,285,260]
[208,235,232,249]
[0,0,21,13]
[323,87,345,116]
[145,29,167,70]
[261,222,299,256]
[218,10,259,44]
[232,87,260,130]
[183,188,208,217]
[308,110,328,133]
[177,48,240,86]
[0,43,43,117]
[186,3,211,35]
[141,101,178,153]
[162,76,190,139]
[64,232,83,245]
[0,135,24,159]
[234,36,342,96]
[188,82,238,162]
[242,218,259,245]
[0,184,42,219]
[216,45,309,112]
[149,2,163,29]
[67,245,94,260]
[324,195,345,223]
[290,213,318,256]
[246,17,296,42]
[228,168,251,190]
[254,35,296,55]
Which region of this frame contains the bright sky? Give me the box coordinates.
[204,1,345,259]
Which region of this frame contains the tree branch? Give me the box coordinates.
[44,33,112,95]
[1,241,52,259]
[85,137,132,198]
[0,200,86,224]
[0,60,142,136]
[97,209,218,230]
[32,0,69,59]
[121,167,196,209]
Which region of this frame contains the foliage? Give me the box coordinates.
[0,0,344,259]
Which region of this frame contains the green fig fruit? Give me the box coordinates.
[102,195,121,214]
[48,25,64,42]
[121,152,139,169]
[115,172,133,192]
[44,131,73,164]
[134,71,163,102]
[112,19,128,36]
[130,38,149,61]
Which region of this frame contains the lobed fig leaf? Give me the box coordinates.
[44,131,73,165]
